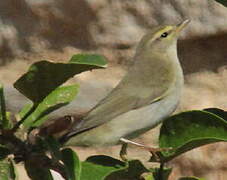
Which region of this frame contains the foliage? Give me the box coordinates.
[214,0,227,7]
[0,53,227,180]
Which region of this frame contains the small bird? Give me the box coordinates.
[61,20,190,152]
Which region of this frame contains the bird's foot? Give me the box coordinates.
[120,143,128,162]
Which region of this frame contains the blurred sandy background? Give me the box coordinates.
[0,0,227,179]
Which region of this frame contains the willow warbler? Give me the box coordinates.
[62,20,190,147]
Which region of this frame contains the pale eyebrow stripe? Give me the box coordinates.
[152,26,173,41]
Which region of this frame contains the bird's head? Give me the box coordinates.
[136,19,190,57]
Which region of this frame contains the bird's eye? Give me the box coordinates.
[160,32,168,38]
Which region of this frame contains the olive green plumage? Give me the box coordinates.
[64,20,190,147]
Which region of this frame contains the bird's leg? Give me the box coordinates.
[120,142,128,161]
[120,138,170,161]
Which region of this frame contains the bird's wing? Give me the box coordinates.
[133,83,172,109]
[70,76,174,135]
[70,87,138,132]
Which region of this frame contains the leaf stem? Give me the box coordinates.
[12,104,38,132]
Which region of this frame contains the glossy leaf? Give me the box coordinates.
[21,84,79,129]
[14,54,107,103]
[25,155,53,180]
[8,160,17,180]
[45,136,62,161]
[151,168,172,180]
[0,159,17,180]
[141,173,154,180]
[203,108,227,120]
[61,148,81,180]
[81,155,126,180]
[18,103,33,122]
[70,54,107,66]
[0,146,11,160]
[158,110,227,162]
[0,84,7,129]
[81,156,152,180]
[106,159,150,180]
[179,177,205,180]
[214,0,227,7]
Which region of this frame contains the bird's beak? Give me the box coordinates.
[175,19,190,34]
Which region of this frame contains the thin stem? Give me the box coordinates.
[120,143,128,161]
[12,104,38,132]
[158,162,165,180]
[0,85,7,129]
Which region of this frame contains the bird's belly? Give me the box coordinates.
[66,90,181,147]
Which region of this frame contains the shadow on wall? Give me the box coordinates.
[38,0,97,50]
[0,0,39,59]
[0,0,97,63]
[178,33,227,74]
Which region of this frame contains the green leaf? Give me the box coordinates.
[214,0,227,7]
[145,174,155,180]
[0,85,12,130]
[0,84,7,129]
[14,54,107,103]
[70,54,107,67]
[21,84,79,129]
[0,159,17,180]
[8,160,17,180]
[18,103,33,121]
[81,155,126,180]
[203,108,227,120]
[5,112,14,129]
[179,177,205,180]
[45,136,62,161]
[106,159,150,180]
[158,110,227,162]
[25,155,53,180]
[61,148,81,180]
[81,156,157,180]
[141,173,154,180]
[0,145,11,160]
[151,168,172,180]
